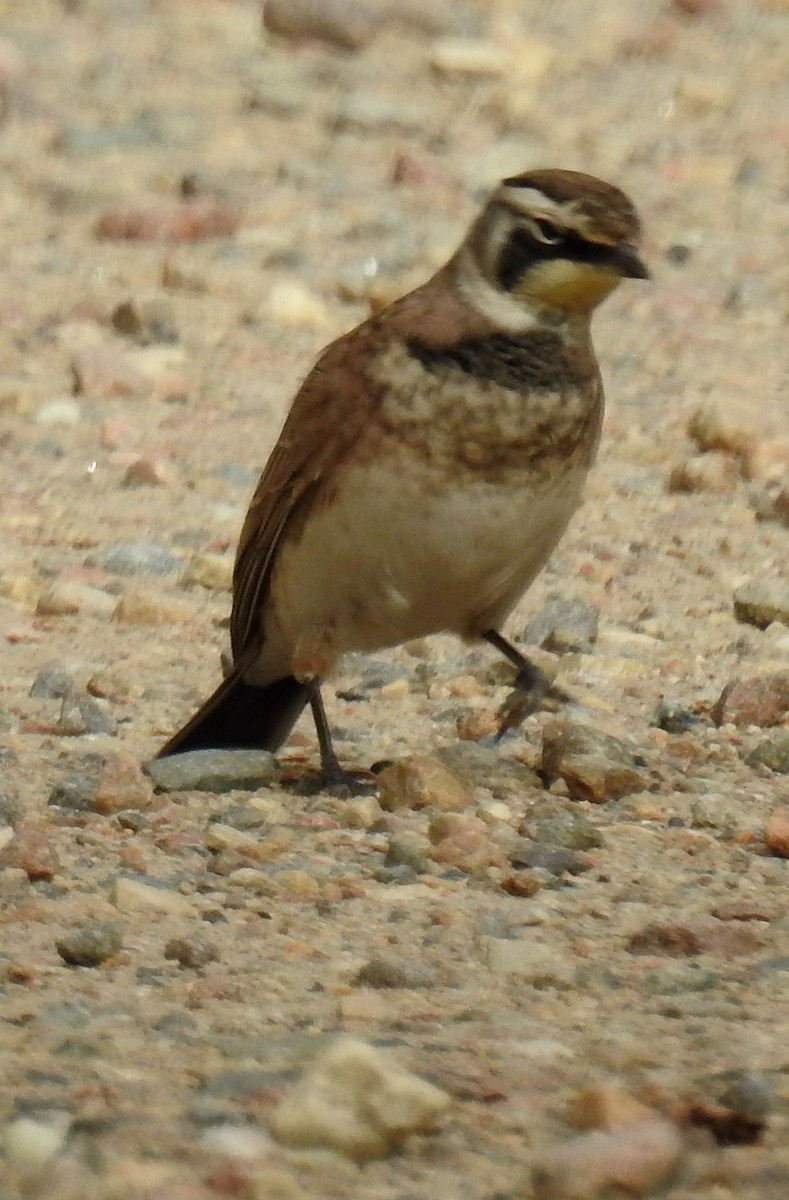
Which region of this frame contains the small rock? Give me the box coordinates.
[266,281,332,331]
[94,198,239,242]
[263,0,379,49]
[627,917,762,957]
[571,1084,656,1131]
[71,344,151,399]
[525,805,604,851]
[56,690,118,736]
[113,589,193,625]
[745,730,789,773]
[122,457,179,488]
[182,553,234,591]
[29,664,75,699]
[110,875,193,914]
[652,699,700,733]
[531,1117,684,1199]
[3,1115,69,1168]
[541,721,646,803]
[524,596,600,653]
[269,1035,449,1159]
[35,580,116,618]
[164,934,219,969]
[764,808,789,857]
[384,832,430,873]
[733,580,789,629]
[713,670,789,727]
[56,922,123,967]
[146,749,278,793]
[377,755,471,813]
[97,542,182,576]
[35,397,82,426]
[687,400,755,459]
[93,752,154,813]
[484,937,573,984]
[354,957,438,989]
[667,452,740,494]
[429,37,506,76]
[330,92,427,134]
[509,840,591,877]
[428,813,508,873]
[111,297,178,345]
[48,759,103,811]
[0,822,60,880]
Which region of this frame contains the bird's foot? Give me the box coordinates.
[496,664,570,739]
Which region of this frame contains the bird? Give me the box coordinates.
[156,167,649,787]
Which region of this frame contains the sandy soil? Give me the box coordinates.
[0,1,788,1196]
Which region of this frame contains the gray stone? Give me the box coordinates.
[29,665,75,699]
[524,596,599,653]
[509,840,591,876]
[384,833,430,873]
[146,749,278,793]
[164,935,219,969]
[652,699,700,733]
[94,542,182,576]
[526,804,604,851]
[48,757,104,810]
[56,923,123,967]
[745,730,789,773]
[733,580,789,629]
[354,956,438,989]
[56,691,118,737]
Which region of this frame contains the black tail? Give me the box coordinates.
[156,671,311,758]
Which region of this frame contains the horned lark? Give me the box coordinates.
[157,168,648,784]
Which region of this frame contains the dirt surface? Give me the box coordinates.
[1,1,789,1197]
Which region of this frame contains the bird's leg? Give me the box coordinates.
[308,682,373,794]
[483,629,568,737]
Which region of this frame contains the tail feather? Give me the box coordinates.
[156,672,311,758]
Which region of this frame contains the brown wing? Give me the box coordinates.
[230,328,381,660]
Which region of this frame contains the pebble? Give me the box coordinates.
[530,1117,684,1199]
[0,822,60,880]
[121,457,179,488]
[652,698,700,733]
[110,875,194,915]
[687,401,755,459]
[93,752,154,813]
[667,452,740,494]
[524,596,600,653]
[71,344,151,399]
[428,813,508,873]
[48,758,104,811]
[745,730,789,773]
[269,1035,449,1159]
[265,281,333,331]
[329,92,428,135]
[35,580,116,618]
[764,808,789,857]
[56,689,118,736]
[34,396,82,426]
[509,840,591,877]
[524,805,604,851]
[94,198,239,242]
[29,664,75,699]
[354,956,438,989]
[96,542,182,576]
[3,1115,69,1168]
[571,1084,655,1131]
[384,831,430,873]
[263,0,379,49]
[483,936,574,984]
[164,934,220,969]
[713,670,789,727]
[377,755,471,813]
[56,922,123,967]
[113,589,194,625]
[181,553,234,591]
[110,296,179,345]
[541,721,646,803]
[627,917,762,957]
[429,37,505,76]
[146,749,278,793]
[733,580,789,629]
[436,741,542,791]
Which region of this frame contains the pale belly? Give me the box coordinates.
[249,453,587,684]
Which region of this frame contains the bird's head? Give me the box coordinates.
[460,168,648,324]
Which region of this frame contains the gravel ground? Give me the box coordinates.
[1,1,788,1197]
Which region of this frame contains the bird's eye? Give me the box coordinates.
[533,218,563,245]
